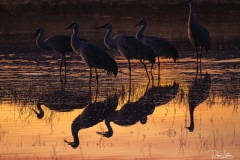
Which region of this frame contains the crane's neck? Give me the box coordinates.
[71,26,81,51]
[33,102,44,119]
[104,27,116,50]
[105,118,113,133]
[105,112,118,124]
[36,32,50,51]
[188,105,195,131]
[188,2,195,25]
[136,23,146,40]
[70,115,82,147]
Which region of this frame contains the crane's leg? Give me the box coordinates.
[60,54,64,77]
[60,76,66,89]
[140,60,150,81]
[157,56,160,80]
[94,83,99,102]
[150,63,154,83]
[63,53,67,77]
[128,59,131,81]
[95,68,99,85]
[128,78,131,103]
[195,46,199,77]
[89,68,92,86]
[200,47,202,76]
[63,53,67,83]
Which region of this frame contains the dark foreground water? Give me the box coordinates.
[0,1,239,160]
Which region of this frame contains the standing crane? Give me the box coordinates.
[187,0,211,74]
[33,28,87,78]
[64,22,118,85]
[96,23,155,81]
[134,19,179,79]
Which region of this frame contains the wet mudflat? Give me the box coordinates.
[0,1,240,160]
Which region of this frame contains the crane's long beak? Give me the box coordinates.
[64,23,74,30]
[96,26,104,29]
[96,25,105,29]
[133,21,142,28]
[33,29,40,38]
[185,0,192,3]
[96,23,108,29]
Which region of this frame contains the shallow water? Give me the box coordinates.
[0,1,240,160]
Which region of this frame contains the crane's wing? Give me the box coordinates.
[142,36,166,53]
[142,35,179,61]
[46,35,87,53]
[110,34,135,50]
[80,43,118,74]
[191,23,211,48]
[45,35,72,53]
[117,36,145,60]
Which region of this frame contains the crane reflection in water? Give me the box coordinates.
[64,92,119,148]
[186,72,211,132]
[97,80,179,138]
[33,83,92,119]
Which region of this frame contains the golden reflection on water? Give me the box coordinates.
[0,98,239,159]
[0,59,239,159]
[0,1,240,157]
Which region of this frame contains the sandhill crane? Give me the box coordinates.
[96,23,155,81]
[187,0,211,74]
[64,93,119,148]
[187,72,211,131]
[65,22,118,85]
[33,28,87,78]
[134,19,179,79]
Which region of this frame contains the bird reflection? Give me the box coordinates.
[33,84,91,119]
[186,72,211,131]
[97,83,155,138]
[64,93,119,148]
[146,81,179,107]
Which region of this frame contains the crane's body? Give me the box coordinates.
[187,0,211,74]
[65,22,118,85]
[33,28,87,78]
[97,23,155,81]
[135,20,179,61]
[135,19,179,79]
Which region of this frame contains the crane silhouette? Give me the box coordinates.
[186,72,211,131]
[33,84,92,119]
[33,28,87,78]
[134,19,179,79]
[96,83,155,138]
[65,22,118,85]
[146,81,179,107]
[64,93,119,148]
[96,23,155,81]
[186,0,211,74]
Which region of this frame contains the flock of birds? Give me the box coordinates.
[34,0,211,85]
[30,0,214,147]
